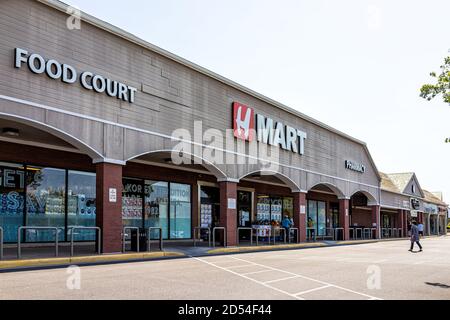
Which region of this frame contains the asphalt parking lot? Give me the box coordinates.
[0,236,449,300]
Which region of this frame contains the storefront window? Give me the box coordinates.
[308,200,317,231]
[256,196,271,225]
[271,197,283,226]
[170,183,191,239]
[200,186,220,228]
[122,178,143,228]
[26,167,66,242]
[145,181,169,239]
[317,201,326,236]
[67,171,96,241]
[308,200,326,237]
[0,163,25,243]
[282,197,294,219]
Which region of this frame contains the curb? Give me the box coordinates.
[206,237,412,255]
[207,242,327,254]
[0,236,437,272]
[0,251,185,272]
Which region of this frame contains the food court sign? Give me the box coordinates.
[14,48,137,103]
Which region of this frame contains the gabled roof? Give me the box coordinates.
[432,192,443,201]
[379,172,402,194]
[386,172,424,198]
[423,190,448,207]
[386,173,414,192]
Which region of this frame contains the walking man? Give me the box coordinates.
[409,220,423,252]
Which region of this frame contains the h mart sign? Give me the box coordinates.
[233,102,307,155]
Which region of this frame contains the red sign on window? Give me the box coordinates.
[233,102,255,141]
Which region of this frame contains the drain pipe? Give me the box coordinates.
[377,186,382,240]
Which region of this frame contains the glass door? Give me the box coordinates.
[237,191,252,228]
[317,201,326,237]
[330,203,339,228]
[307,200,327,237]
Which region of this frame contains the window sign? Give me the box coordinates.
[0,163,25,242]
[67,171,96,241]
[145,181,169,239]
[228,198,237,210]
[170,183,191,239]
[0,163,96,244]
[26,167,66,242]
[109,188,117,203]
[122,179,143,228]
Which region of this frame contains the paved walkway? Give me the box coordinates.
[0,236,449,300]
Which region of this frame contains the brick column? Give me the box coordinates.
[339,199,350,240]
[219,181,238,247]
[96,163,123,254]
[293,192,307,243]
[371,205,381,239]
[405,211,410,236]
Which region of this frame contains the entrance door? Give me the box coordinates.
[237,191,252,228]
[307,200,327,237]
[200,186,220,229]
[330,203,339,228]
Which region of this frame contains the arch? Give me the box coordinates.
[126,149,228,180]
[0,112,103,160]
[239,170,301,192]
[308,182,346,199]
[350,190,378,206]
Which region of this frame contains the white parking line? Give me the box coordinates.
[225,264,254,269]
[264,276,300,284]
[229,256,383,300]
[294,285,332,296]
[241,270,274,276]
[193,257,304,300]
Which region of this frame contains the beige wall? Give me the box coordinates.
[0,0,380,200]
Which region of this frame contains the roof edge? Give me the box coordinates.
[38,0,372,149]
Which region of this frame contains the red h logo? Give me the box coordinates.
[233,102,255,141]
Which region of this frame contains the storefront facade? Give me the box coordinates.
[0,1,446,254]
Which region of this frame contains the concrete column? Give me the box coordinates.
[371,205,381,239]
[96,163,123,254]
[398,209,404,237]
[219,181,238,247]
[339,199,350,240]
[293,192,307,243]
[192,184,199,229]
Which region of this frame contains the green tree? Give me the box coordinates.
[420,56,450,103]
[420,56,450,143]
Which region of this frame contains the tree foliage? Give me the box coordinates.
[420,56,450,104]
[420,56,450,143]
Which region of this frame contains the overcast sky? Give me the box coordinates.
[65,0,450,200]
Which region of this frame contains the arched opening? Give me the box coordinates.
[0,115,100,253]
[306,183,346,241]
[126,150,227,181]
[236,171,301,244]
[350,191,380,239]
[123,150,229,243]
[0,113,103,159]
